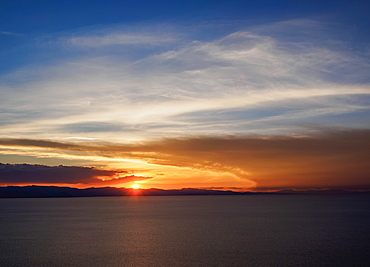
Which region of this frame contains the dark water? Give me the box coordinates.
[0,195,369,267]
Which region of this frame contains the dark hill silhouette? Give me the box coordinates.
[0,186,368,198]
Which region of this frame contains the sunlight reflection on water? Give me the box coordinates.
[0,195,369,267]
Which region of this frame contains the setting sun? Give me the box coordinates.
[132,183,140,189]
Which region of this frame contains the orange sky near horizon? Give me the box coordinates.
[1,129,369,191]
[1,15,370,192]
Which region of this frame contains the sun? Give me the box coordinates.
[132,183,140,189]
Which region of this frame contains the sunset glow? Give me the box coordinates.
[0,0,369,192]
[1,2,370,267]
[132,183,140,190]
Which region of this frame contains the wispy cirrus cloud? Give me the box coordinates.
[0,19,369,142]
[67,32,177,47]
[0,31,22,36]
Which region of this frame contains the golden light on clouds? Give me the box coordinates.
[0,129,369,191]
[0,19,369,192]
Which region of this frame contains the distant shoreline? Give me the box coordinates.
[0,185,369,198]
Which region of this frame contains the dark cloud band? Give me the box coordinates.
[0,163,151,186]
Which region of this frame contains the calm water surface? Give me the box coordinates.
[0,195,369,267]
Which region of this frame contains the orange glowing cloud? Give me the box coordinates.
[0,129,369,191]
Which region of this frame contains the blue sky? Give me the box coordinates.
[1,0,358,33]
[1,0,369,76]
[1,0,369,139]
[0,0,369,190]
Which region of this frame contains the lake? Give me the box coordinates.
[0,195,369,266]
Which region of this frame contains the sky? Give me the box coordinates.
[0,0,369,191]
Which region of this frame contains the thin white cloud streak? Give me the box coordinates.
[68,33,177,47]
[0,31,23,36]
[0,20,369,140]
